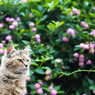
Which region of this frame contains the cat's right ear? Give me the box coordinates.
[7,44,16,55]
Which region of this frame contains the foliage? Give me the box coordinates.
[0,0,95,95]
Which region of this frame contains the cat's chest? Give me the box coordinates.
[2,79,26,95]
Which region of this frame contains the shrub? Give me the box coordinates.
[0,0,95,95]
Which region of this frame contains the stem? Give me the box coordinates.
[59,69,95,78]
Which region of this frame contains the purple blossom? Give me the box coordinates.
[22,0,27,3]
[62,37,69,42]
[32,27,36,31]
[48,86,54,90]
[37,88,43,94]
[26,77,31,81]
[16,17,21,21]
[50,89,57,95]
[90,30,95,36]
[29,13,32,17]
[72,8,80,15]
[9,18,15,22]
[29,22,35,27]
[0,23,4,28]
[45,70,51,75]
[9,25,15,29]
[79,62,84,67]
[86,60,92,64]
[89,48,94,54]
[73,53,79,58]
[0,43,3,48]
[70,12,73,16]
[34,83,41,89]
[67,28,75,37]
[5,17,10,21]
[83,44,89,50]
[6,35,12,41]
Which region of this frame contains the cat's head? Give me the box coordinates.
[1,44,31,76]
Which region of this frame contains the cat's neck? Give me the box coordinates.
[0,67,27,80]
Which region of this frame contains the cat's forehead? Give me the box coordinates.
[16,50,29,58]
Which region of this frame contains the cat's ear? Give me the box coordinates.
[7,44,16,54]
[24,45,31,55]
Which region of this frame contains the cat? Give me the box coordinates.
[0,44,31,95]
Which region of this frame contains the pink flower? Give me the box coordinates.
[79,62,84,67]
[34,83,41,89]
[84,24,89,29]
[29,23,35,27]
[45,75,51,81]
[83,44,89,50]
[89,48,94,54]
[81,21,89,29]
[45,70,51,75]
[0,49,4,54]
[37,88,43,94]
[24,91,28,95]
[67,28,75,37]
[70,12,73,16]
[29,13,32,17]
[55,59,61,63]
[32,27,36,31]
[9,18,15,22]
[6,35,12,41]
[79,54,85,59]
[49,86,54,90]
[26,77,31,81]
[62,37,69,42]
[12,21,18,26]
[81,21,85,26]
[5,17,10,21]
[73,53,79,58]
[35,34,40,39]
[83,94,86,95]
[9,25,15,29]
[16,17,21,21]
[72,8,80,15]
[50,89,57,95]
[79,58,84,62]
[37,39,41,42]
[22,0,27,3]
[90,30,95,36]
[0,23,4,28]
[86,60,92,64]
[79,43,84,48]
[38,81,43,85]
[2,40,6,44]
[94,7,95,10]
[0,43,3,48]
[14,2,17,5]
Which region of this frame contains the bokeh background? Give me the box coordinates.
[0,0,95,95]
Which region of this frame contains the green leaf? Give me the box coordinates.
[35,68,45,74]
[22,40,30,45]
[89,85,95,90]
[31,9,42,17]
[54,85,60,90]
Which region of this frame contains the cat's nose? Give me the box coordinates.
[25,65,28,68]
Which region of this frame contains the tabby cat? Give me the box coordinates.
[0,44,31,95]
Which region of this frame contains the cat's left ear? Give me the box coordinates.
[24,45,31,55]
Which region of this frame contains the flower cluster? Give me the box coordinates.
[81,21,89,29]
[45,70,51,81]
[79,42,95,54]
[62,28,75,42]
[34,34,41,42]
[34,82,43,94]
[72,8,80,15]
[48,85,57,95]
[90,30,95,36]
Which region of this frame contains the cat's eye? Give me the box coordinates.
[17,59,23,63]
[26,59,29,62]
